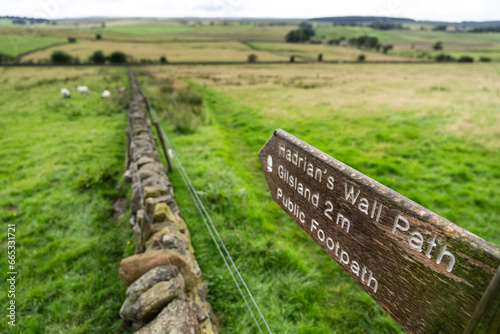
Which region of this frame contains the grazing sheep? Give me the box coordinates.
[75,85,89,94]
[61,88,71,98]
[101,90,111,98]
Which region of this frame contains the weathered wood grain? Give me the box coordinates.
[258,129,500,334]
[463,265,500,334]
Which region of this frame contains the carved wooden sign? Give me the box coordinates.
[258,129,500,334]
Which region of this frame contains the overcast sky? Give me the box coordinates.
[1,0,499,22]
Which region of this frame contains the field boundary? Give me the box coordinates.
[241,40,313,61]
[0,59,440,67]
[118,69,218,333]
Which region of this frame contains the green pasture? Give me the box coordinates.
[315,25,500,46]
[107,25,196,35]
[0,34,65,56]
[0,18,13,26]
[137,62,500,333]
[248,41,412,61]
[0,66,134,333]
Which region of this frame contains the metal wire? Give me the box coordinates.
[135,71,273,334]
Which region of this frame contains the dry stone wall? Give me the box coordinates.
[119,70,218,333]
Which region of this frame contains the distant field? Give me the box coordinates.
[175,24,296,41]
[107,25,196,35]
[315,25,500,45]
[21,40,287,62]
[0,34,65,56]
[2,19,500,59]
[0,18,13,26]
[389,46,500,62]
[0,25,200,43]
[138,62,500,333]
[249,41,414,61]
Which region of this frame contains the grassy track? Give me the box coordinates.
[0,66,135,333]
[138,62,500,333]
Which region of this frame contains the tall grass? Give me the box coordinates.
[0,67,135,333]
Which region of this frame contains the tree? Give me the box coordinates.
[290,56,295,63]
[317,53,323,61]
[382,45,393,54]
[435,53,455,62]
[101,22,106,28]
[432,25,447,31]
[433,41,443,51]
[298,22,315,39]
[12,18,26,25]
[51,50,72,64]
[285,22,315,43]
[68,37,77,43]
[286,29,308,42]
[369,21,403,30]
[160,56,167,64]
[357,54,366,62]
[349,35,380,49]
[108,51,127,64]
[110,51,127,64]
[457,56,474,63]
[96,34,102,40]
[247,53,257,63]
[89,50,106,64]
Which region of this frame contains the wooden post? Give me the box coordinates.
[463,265,500,334]
[154,121,173,172]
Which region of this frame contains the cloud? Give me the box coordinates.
[0,0,498,21]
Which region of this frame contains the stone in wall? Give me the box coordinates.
[135,300,200,334]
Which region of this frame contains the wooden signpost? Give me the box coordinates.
[258,129,500,334]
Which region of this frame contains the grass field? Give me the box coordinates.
[136,62,500,333]
[0,19,13,26]
[314,26,500,61]
[249,41,414,61]
[0,66,135,333]
[0,34,65,56]
[107,24,197,35]
[21,40,287,63]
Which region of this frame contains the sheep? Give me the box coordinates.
[61,88,71,98]
[75,85,89,94]
[101,90,111,98]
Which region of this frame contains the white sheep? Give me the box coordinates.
[75,85,89,95]
[61,88,71,98]
[101,90,111,98]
